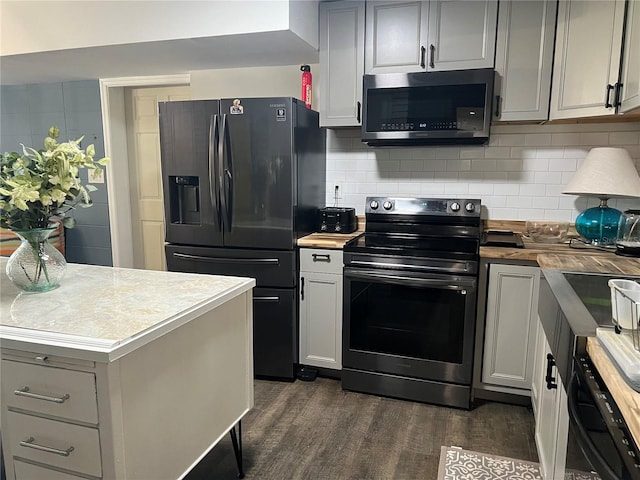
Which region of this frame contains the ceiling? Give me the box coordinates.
[0,30,319,85]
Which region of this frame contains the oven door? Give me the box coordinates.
[343,266,477,385]
[567,354,640,480]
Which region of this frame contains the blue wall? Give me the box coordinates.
[0,80,112,266]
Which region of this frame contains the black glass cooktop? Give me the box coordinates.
[564,272,640,327]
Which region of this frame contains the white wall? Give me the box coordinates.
[326,122,640,221]
[190,63,321,107]
[0,1,290,55]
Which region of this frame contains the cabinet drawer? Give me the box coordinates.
[2,360,98,424]
[7,411,102,477]
[300,249,343,274]
[14,460,87,480]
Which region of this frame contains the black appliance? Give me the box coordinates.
[342,196,482,409]
[361,69,495,146]
[318,207,357,233]
[159,97,326,380]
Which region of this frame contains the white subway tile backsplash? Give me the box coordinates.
[533,196,559,210]
[548,157,578,172]
[472,158,498,171]
[524,133,552,146]
[509,196,533,208]
[447,159,471,171]
[523,157,550,171]
[578,132,610,145]
[534,171,563,185]
[325,122,640,219]
[609,131,640,145]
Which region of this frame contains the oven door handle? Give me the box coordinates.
[567,371,620,480]
[344,268,476,290]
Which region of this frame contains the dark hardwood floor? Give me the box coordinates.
[186,377,537,480]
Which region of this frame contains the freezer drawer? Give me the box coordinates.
[253,287,297,380]
[166,245,296,288]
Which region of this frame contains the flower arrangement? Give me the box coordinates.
[0,125,109,230]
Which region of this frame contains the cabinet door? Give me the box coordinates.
[365,1,429,74]
[299,271,343,370]
[550,0,626,120]
[482,264,540,391]
[319,0,365,127]
[494,0,557,121]
[427,0,498,71]
[620,0,640,113]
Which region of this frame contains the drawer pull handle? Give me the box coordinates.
[14,386,70,404]
[312,253,331,262]
[20,437,75,457]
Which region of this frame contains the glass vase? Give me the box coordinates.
[5,227,67,292]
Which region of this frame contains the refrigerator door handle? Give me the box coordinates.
[171,252,280,265]
[209,114,222,230]
[220,113,234,231]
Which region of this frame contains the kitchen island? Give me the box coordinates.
[0,259,255,480]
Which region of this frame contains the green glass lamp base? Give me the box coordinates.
[575,205,621,245]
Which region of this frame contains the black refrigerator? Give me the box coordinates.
[159,97,326,380]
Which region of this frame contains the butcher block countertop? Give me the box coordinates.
[587,337,640,452]
[297,231,362,249]
[536,253,640,274]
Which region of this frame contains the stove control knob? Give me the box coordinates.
[450,202,461,212]
[370,200,379,210]
[465,202,476,213]
[383,201,393,210]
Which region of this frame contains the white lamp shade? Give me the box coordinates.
[563,147,640,198]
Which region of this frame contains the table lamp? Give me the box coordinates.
[563,147,640,245]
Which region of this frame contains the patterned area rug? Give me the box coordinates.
[437,446,601,480]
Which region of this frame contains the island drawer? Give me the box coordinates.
[14,460,87,480]
[7,411,102,477]
[300,249,343,275]
[2,360,98,424]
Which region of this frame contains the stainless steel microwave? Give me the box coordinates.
[361,68,495,146]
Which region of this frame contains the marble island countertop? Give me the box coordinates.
[0,258,255,362]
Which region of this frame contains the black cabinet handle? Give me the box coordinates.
[356,101,361,123]
[301,277,305,301]
[545,353,557,390]
[614,82,623,107]
[605,84,615,108]
[312,253,331,262]
[429,44,435,69]
[420,46,426,68]
[495,95,502,118]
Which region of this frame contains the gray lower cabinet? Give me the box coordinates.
[319,0,365,127]
[481,263,540,393]
[533,275,571,480]
[494,0,557,121]
[299,248,343,371]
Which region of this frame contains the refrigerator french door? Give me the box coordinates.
[159,98,326,380]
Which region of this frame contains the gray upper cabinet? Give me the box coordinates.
[494,0,557,122]
[427,0,498,71]
[549,0,626,120]
[364,0,497,74]
[319,0,365,127]
[620,0,640,113]
[365,1,429,74]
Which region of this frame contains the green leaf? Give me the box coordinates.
[61,216,76,228]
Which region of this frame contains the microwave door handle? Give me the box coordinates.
[567,372,620,480]
[209,115,221,230]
